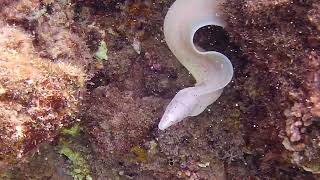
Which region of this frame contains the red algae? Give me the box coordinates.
[0,25,85,169]
[1,0,319,178]
[224,0,320,173]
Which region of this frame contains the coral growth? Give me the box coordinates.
[0,25,85,168]
[1,0,319,179]
[0,0,96,74]
[224,0,320,173]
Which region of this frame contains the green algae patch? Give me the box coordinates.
[58,123,93,180]
[131,146,148,163]
[59,146,92,180]
[62,124,81,137]
[95,40,108,61]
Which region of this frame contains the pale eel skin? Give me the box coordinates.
[158,0,233,130]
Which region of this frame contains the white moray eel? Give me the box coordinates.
[158,0,233,130]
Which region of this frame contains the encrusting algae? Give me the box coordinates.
[0,0,319,178]
[0,25,85,168]
[224,0,320,173]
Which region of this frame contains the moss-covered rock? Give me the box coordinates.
[0,25,85,169]
[224,0,320,173]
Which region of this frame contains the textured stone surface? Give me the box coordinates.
[0,25,85,168]
[225,0,320,173]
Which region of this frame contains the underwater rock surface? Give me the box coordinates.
[0,0,319,179]
[0,25,85,168]
[225,0,320,173]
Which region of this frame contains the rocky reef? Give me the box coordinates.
[0,0,320,179]
[0,24,85,168]
[224,0,320,173]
